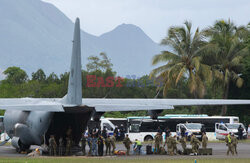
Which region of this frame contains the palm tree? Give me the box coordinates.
[151,21,211,109]
[204,20,249,115]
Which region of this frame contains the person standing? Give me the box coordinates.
[114,126,119,140]
[165,127,171,138]
[91,134,98,156]
[110,133,116,155]
[65,137,72,156]
[238,125,243,140]
[202,132,208,149]
[105,135,112,155]
[49,135,57,156]
[123,134,132,155]
[120,124,125,140]
[201,125,206,134]
[58,137,64,156]
[225,133,234,156]
[154,132,162,154]
[102,127,108,139]
[231,133,238,155]
[190,134,200,155]
[81,134,86,156]
[171,135,178,155]
[165,135,173,156]
[87,133,92,156]
[98,135,104,156]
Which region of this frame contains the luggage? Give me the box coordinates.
[199,148,212,155]
[146,145,153,155]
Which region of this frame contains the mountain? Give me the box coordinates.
[0,0,164,77]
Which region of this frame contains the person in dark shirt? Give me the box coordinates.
[165,127,171,138]
[120,124,125,140]
[201,125,206,134]
[157,126,163,134]
[102,126,108,139]
[238,125,243,140]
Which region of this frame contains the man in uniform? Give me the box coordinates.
[98,135,104,156]
[179,136,186,152]
[172,135,178,155]
[231,133,238,155]
[225,132,234,156]
[202,132,208,149]
[49,135,57,156]
[165,135,173,156]
[105,135,112,155]
[123,134,132,155]
[65,136,72,156]
[154,132,162,154]
[81,133,86,156]
[58,136,64,156]
[190,134,200,155]
[110,133,116,155]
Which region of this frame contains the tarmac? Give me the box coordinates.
[0,142,249,159]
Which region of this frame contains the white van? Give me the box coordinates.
[176,123,204,140]
[215,123,247,140]
[86,118,116,136]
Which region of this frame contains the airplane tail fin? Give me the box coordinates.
[63,18,82,106]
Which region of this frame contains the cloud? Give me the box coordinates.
[42,0,250,42]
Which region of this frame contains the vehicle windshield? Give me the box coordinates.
[184,123,202,129]
[226,124,244,129]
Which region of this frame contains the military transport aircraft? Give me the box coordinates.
[1,18,250,151]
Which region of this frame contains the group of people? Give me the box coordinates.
[48,127,73,156]
[154,131,208,156]
[82,127,116,156]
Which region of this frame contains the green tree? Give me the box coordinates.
[3,67,28,84]
[86,53,113,72]
[204,20,249,115]
[150,21,211,107]
[32,69,46,82]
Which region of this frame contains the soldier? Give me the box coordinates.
[225,133,234,156]
[231,133,238,155]
[154,132,162,154]
[202,132,208,149]
[179,136,186,152]
[110,133,116,155]
[105,135,112,155]
[49,135,57,156]
[172,135,178,155]
[123,134,132,155]
[98,135,105,156]
[65,137,72,156]
[190,134,200,155]
[87,133,92,156]
[165,135,173,156]
[58,137,64,156]
[81,133,86,156]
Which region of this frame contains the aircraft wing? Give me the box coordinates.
[0,98,64,112]
[83,98,250,112]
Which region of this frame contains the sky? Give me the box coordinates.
[43,0,249,42]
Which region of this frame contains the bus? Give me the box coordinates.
[126,115,239,141]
